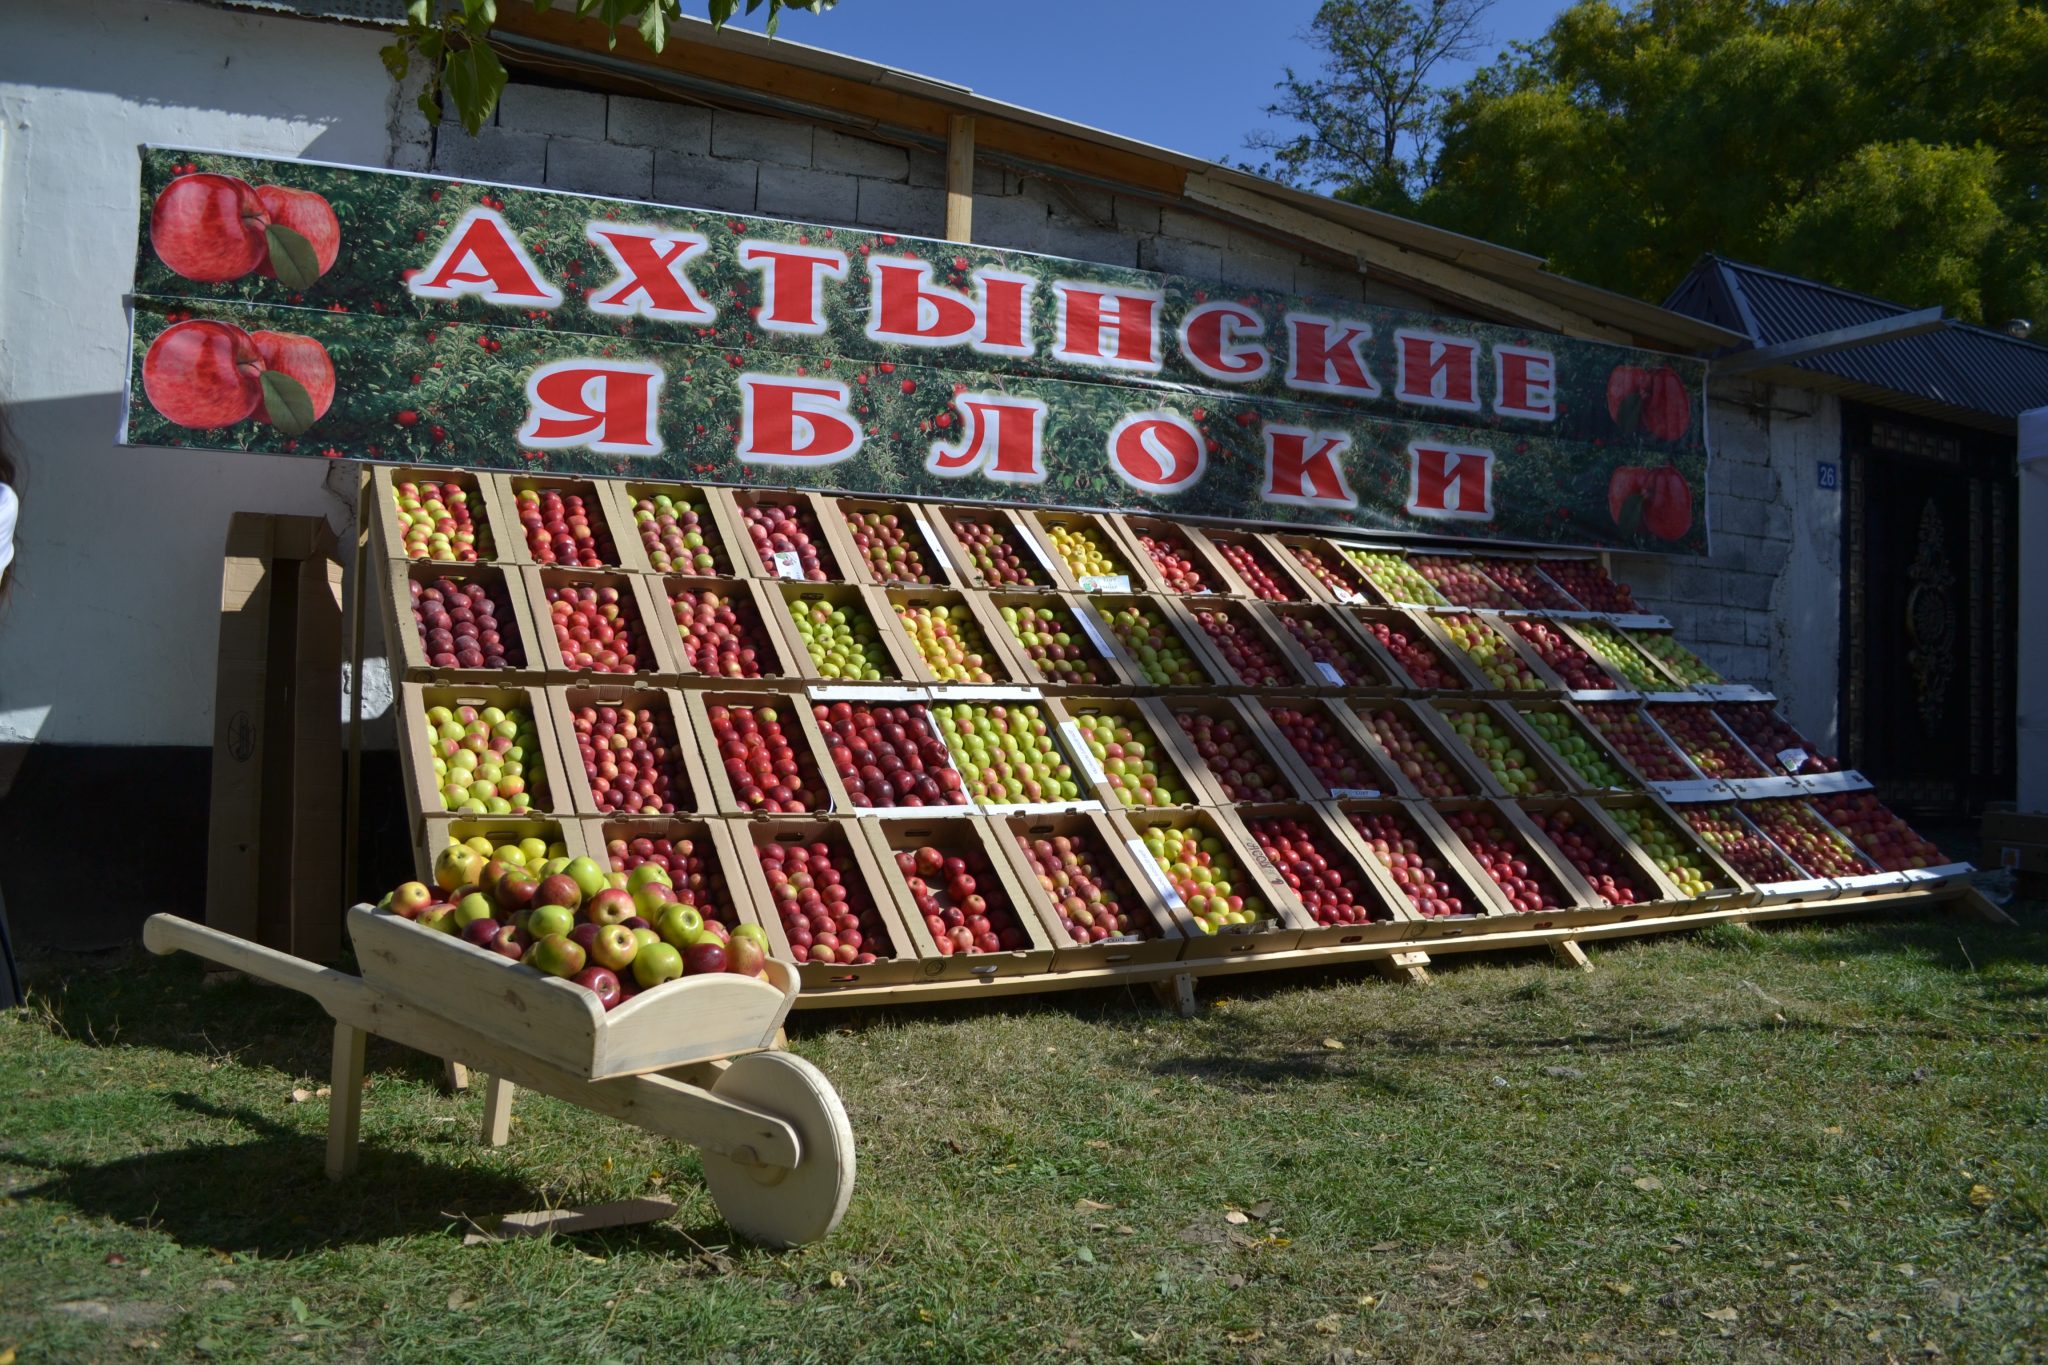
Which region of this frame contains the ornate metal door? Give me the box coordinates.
[1841,406,2017,816]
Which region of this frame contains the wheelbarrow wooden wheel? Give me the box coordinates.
[699,1051,854,1248]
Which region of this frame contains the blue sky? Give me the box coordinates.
[726,1,1571,168]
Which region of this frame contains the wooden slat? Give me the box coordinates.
[945,114,975,242]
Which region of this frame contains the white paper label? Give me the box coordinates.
[1015,525,1061,579]
[1078,573,1132,594]
[1314,660,1347,686]
[1126,838,1186,911]
[1330,787,1381,799]
[1061,720,1106,784]
[1072,604,1115,659]
[770,550,805,579]
[1776,746,1809,774]
[1338,589,1370,606]
[910,511,953,576]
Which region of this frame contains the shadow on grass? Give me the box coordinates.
[8,1094,724,1260]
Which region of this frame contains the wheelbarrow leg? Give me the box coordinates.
[326,1021,368,1181]
[481,1075,516,1147]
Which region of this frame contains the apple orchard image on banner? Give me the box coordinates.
[123,149,1709,553]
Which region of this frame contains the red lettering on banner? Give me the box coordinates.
[1180,302,1271,382]
[1493,345,1557,420]
[1053,284,1164,373]
[1107,412,1205,493]
[518,360,663,455]
[974,269,1035,356]
[1394,330,1481,411]
[868,258,977,345]
[585,225,716,323]
[1262,424,1357,509]
[737,374,862,466]
[409,208,562,307]
[738,241,848,335]
[927,394,1048,484]
[1285,314,1382,397]
[1406,443,1494,520]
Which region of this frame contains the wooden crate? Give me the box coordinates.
[1673,802,1842,907]
[1108,806,1311,958]
[678,686,854,817]
[1177,596,1319,691]
[577,816,767,935]
[805,685,978,817]
[1327,604,1480,692]
[1424,698,1582,801]
[1189,526,1322,603]
[723,487,861,583]
[1019,508,1143,593]
[1260,601,1400,692]
[520,567,681,682]
[988,809,1192,971]
[368,464,507,566]
[1510,795,1695,923]
[1424,797,1608,923]
[1332,797,1519,927]
[979,590,1142,692]
[499,473,644,572]
[825,495,962,589]
[1573,700,1712,787]
[1232,801,1421,949]
[414,815,591,883]
[1102,514,1238,598]
[601,479,750,579]
[1046,694,1222,810]
[545,683,719,819]
[1245,696,1407,803]
[1497,615,1642,700]
[722,817,933,990]
[1590,793,1757,910]
[654,572,808,685]
[1076,594,1235,693]
[1156,694,1319,810]
[881,585,1033,686]
[1326,542,1453,608]
[921,503,1064,590]
[1504,697,1644,795]
[856,815,1057,982]
[386,561,546,682]
[769,580,925,685]
[396,679,577,827]
[1265,532,1382,606]
[1335,696,1494,801]
[924,687,1105,816]
[1432,610,1566,697]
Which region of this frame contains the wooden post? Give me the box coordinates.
[1552,939,1594,972]
[481,1075,516,1147]
[343,469,370,911]
[1954,885,2019,928]
[1377,950,1432,986]
[325,1021,367,1181]
[1150,972,1198,1017]
[945,114,975,242]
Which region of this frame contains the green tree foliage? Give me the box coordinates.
[385,0,836,136]
[1414,0,2048,326]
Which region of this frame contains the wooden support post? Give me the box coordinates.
[342,469,370,911]
[443,1060,471,1092]
[1954,886,2019,928]
[325,1021,367,1181]
[1377,950,1432,986]
[1150,972,1198,1017]
[481,1075,515,1147]
[945,114,975,242]
[1552,939,1594,973]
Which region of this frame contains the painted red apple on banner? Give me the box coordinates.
[150,172,339,289]
[142,319,333,433]
[1607,464,1694,541]
[1605,363,1691,442]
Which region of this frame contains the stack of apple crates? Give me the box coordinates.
[375,466,1968,1000]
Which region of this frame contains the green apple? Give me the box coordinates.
[529,933,585,978]
[565,856,607,902]
[626,863,673,895]
[631,880,677,917]
[526,902,576,941]
[453,892,495,927]
[464,835,495,858]
[415,905,458,935]
[630,926,662,954]
[657,903,704,948]
[433,844,483,893]
[632,940,684,988]
[517,837,549,866]
[540,857,572,881]
[729,923,769,950]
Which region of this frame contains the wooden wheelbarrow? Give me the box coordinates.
[142,905,855,1248]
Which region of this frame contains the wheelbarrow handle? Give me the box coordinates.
[143,913,372,1015]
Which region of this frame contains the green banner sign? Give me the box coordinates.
[124,148,1710,553]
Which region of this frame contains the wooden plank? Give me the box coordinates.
[945,114,975,242]
[444,1061,471,1093]
[1377,950,1432,986]
[1552,939,1594,972]
[1151,973,1199,1017]
[481,1075,516,1147]
[326,1022,367,1182]
[344,470,370,912]
[1954,886,2019,928]
[498,1198,679,1239]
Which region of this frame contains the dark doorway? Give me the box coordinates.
[1840,405,2017,817]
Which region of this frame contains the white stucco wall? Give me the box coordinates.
[0,0,395,746]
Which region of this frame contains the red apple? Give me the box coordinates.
[590,923,638,972]
[585,887,636,926]
[495,873,538,912]
[460,917,502,948]
[572,965,623,1009]
[683,940,728,975]
[252,185,340,279]
[142,320,264,428]
[725,934,768,978]
[529,933,586,977]
[487,924,524,960]
[150,172,268,282]
[535,874,581,910]
[568,922,602,953]
[249,330,335,423]
[390,881,434,916]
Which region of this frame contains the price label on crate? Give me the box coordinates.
[909,510,953,576]
[1061,720,1106,784]
[1313,661,1347,686]
[1078,574,1132,594]
[1126,839,1187,911]
[1330,787,1381,799]
[1776,747,1809,774]
[1015,524,1061,579]
[1338,589,1370,606]
[770,550,806,580]
[1072,603,1116,659]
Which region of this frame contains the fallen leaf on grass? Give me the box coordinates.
[1225,1329,1263,1345]
[1321,1037,1346,1050]
[1824,1125,1843,1135]
[1314,1315,1342,1335]
[1703,1306,1739,1323]
[1967,1184,1994,1209]
[1367,1241,1400,1253]
[0,1347,15,1365]
[1224,1210,1250,1225]
[1633,1176,1663,1191]
[1604,1281,1635,1297]
[288,1089,312,1104]
[1072,1247,1095,1265]
[1076,1198,1114,1212]
[1085,1139,1111,1151]
[447,1289,478,1311]
[827,1271,848,1289]
[1246,1200,1274,1220]
[1472,1272,1490,1289]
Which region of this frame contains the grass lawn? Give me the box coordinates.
[2,900,2045,1363]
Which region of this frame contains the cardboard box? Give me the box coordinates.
[1332,697,1493,801]
[1561,620,1691,696]
[721,817,932,990]
[1510,794,1695,922]
[1044,694,1220,811]
[575,816,768,936]
[923,687,1104,816]
[1327,604,1481,692]
[1424,796,1608,919]
[1188,527,1322,603]
[881,585,1033,686]
[723,488,862,583]
[1403,549,1524,611]
[1590,792,1757,909]
[1102,514,1238,598]
[856,815,1057,982]
[1324,542,1452,608]
[1981,811,2048,887]
[922,504,1064,590]
[1107,806,1312,958]
[1176,596,1319,691]
[1497,614,1642,698]
[655,573,807,685]
[1467,553,1588,612]
[1332,797,1518,925]
[499,474,643,571]
[520,566,681,682]
[679,686,854,817]
[1503,697,1643,795]
[1019,508,1142,593]
[988,809,1191,970]
[1738,797,1905,895]
[545,683,718,818]
[1243,697,1407,803]
[1263,532,1383,606]
[1423,698,1582,800]
[1076,593,1235,693]
[601,479,750,578]
[826,495,963,589]
[768,580,925,684]
[396,679,577,827]
[1574,700,1711,786]
[1672,802,1841,906]
[805,685,977,816]
[416,815,592,882]
[205,513,345,961]
[1154,694,1317,809]
[368,464,507,566]
[1260,602,1400,691]
[386,561,546,682]
[1431,610,1563,697]
[1232,801,1422,949]
[978,590,1142,692]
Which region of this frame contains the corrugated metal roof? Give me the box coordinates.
[1666,256,2048,423]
